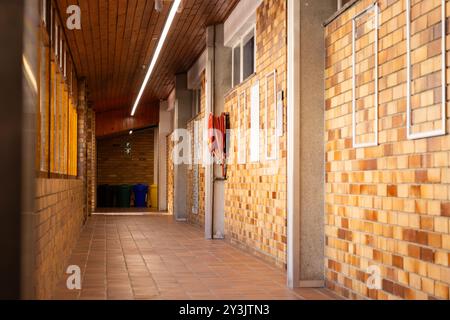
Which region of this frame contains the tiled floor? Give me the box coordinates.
[53,215,339,300]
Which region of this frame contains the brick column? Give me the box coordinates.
[77,79,88,221]
[86,108,96,214]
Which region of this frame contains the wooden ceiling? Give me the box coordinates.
[56,0,239,113]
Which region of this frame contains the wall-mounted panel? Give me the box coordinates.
[265,70,278,160]
[407,0,446,139]
[352,4,379,148]
[250,81,260,163]
[238,90,247,164]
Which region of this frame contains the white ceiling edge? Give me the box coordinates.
[224,0,263,47]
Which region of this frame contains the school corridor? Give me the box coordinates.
[1,0,450,301]
[52,215,338,300]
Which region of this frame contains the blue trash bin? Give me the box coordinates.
[133,184,149,208]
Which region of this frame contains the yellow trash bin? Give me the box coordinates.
[150,184,158,209]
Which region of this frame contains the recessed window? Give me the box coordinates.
[232,27,256,87]
[233,46,241,87]
[243,30,255,80]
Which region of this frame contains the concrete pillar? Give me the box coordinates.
[158,101,172,211]
[0,0,37,299]
[206,24,232,239]
[287,0,337,288]
[173,74,192,221]
[204,27,214,239]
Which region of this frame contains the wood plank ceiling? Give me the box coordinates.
[56,0,239,114]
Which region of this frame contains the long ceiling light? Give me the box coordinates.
[131,0,182,116]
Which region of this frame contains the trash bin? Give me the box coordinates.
[150,184,158,209]
[112,185,120,207]
[117,185,131,208]
[133,184,149,208]
[104,185,115,208]
[97,185,108,208]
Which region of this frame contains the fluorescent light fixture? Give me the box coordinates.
[131,0,182,116]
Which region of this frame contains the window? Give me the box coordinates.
[243,31,255,80]
[232,46,241,87]
[39,40,49,172]
[232,27,256,87]
[38,0,78,177]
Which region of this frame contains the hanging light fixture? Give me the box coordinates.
[132,0,182,116]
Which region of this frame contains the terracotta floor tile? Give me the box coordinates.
[52,215,337,300]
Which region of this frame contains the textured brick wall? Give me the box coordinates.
[325,0,450,299]
[97,129,155,190]
[34,178,84,299]
[87,109,96,213]
[224,0,288,267]
[167,132,175,215]
[187,73,206,227]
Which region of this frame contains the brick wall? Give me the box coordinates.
[97,129,155,191]
[87,108,96,212]
[34,178,84,299]
[224,0,288,267]
[325,0,450,299]
[167,132,175,215]
[187,72,206,227]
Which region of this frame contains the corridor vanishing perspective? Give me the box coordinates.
[53,216,337,300]
[1,0,450,304]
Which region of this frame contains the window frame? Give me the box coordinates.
[38,0,79,178]
[406,0,446,140]
[231,25,257,88]
[351,3,379,148]
[231,43,241,88]
[265,70,278,161]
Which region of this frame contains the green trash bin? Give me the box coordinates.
[117,185,131,208]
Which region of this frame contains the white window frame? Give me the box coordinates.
[406,0,446,140]
[352,3,379,149]
[232,25,257,88]
[55,22,59,58]
[64,50,67,79]
[42,0,47,25]
[231,43,241,88]
[265,70,278,161]
[60,38,63,69]
[250,81,260,163]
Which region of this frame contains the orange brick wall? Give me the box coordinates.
[325,0,450,299]
[224,0,288,267]
[167,132,175,216]
[34,178,84,299]
[87,108,96,213]
[97,129,155,190]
